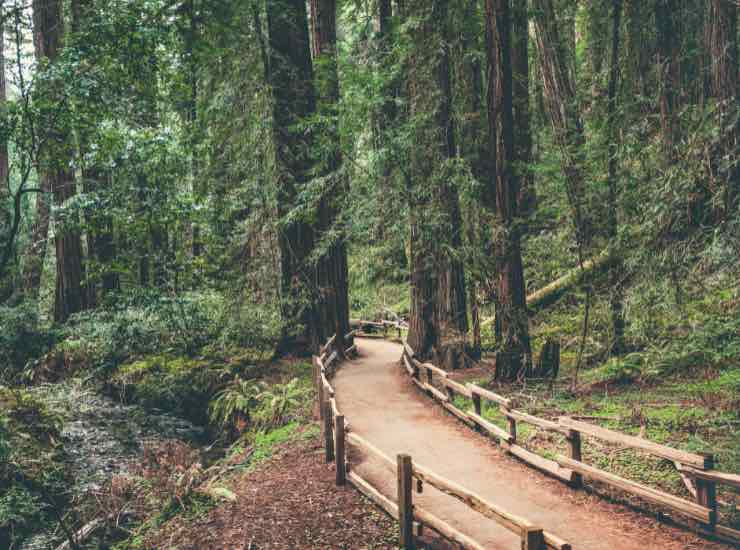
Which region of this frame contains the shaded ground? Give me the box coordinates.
[142,435,399,549]
[334,338,731,550]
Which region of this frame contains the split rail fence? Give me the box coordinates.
[313,332,572,550]
[400,341,740,545]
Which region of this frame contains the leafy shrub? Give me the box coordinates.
[208,378,264,434]
[0,303,56,384]
[208,376,311,441]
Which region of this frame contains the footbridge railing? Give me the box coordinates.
[312,332,572,550]
[400,341,740,546]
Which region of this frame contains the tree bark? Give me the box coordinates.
[705,0,738,216]
[486,0,532,380]
[605,0,625,355]
[406,1,469,370]
[0,0,10,299]
[310,0,351,353]
[533,0,591,254]
[33,0,87,322]
[267,0,319,356]
[512,0,535,217]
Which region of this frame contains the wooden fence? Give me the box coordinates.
[400,341,740,545]
[313,333,572,550]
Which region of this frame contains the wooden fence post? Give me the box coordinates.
[397,454,415,550]
[317,369,325,421]
[472,393,482,433]
[696,453,717,528]
[506,409,517,443]
[566,428,582,488]
[335,414,346,486]
[522,526,546,550]
[323,399,334,463]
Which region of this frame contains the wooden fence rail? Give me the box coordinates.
[313,332,571,549]
[400,341,740,544]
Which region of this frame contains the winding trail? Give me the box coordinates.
[333,338,728,550]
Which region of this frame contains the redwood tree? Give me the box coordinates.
[310,0,351,352]
[33,0,87,322]
[705,0,738,215]
[267,0,319,355]
[406,1,469,370]
[486,0,532,380]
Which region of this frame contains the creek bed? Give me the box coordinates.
[21,378,205,549]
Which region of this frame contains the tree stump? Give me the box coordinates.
[534,339,560,379]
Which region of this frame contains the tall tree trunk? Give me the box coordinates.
[486,0,532,381]
[606,0,625,355]
[33,0,86,322]
[533,0,591,253]
[705,0,738,216]
[512,0,535,216]
[310,0,350,352]
[0,0,10,300]
[458,0,487,360]
[373,0,395,240]
[72,0,118,303]
[655,0,680,164]
[406,1,469,370]
[267,0,319,356]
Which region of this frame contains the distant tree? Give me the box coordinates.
[33,0,87,322]
[705,0,738,216]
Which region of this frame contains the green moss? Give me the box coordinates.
[110,355,227,426]
[0,389,69,549]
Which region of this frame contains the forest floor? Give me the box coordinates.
[137,431,400,549]
[334,338,734,550]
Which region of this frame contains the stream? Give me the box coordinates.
[22,378,205,550]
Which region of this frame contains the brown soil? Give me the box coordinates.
[142,437,399,549]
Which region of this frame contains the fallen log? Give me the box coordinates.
[482,249,614,326]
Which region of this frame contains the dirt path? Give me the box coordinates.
[334,338,729,550]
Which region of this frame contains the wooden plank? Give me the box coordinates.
[504,409,569,435]
[467,411,513,443]
[442,402,476,428]
[421,362,448,379]
[424,383,450,403]
[677,465,740,490]
[404,341,415,359]
[439,376,472,398]
[346,432,396,470]
[505,443,575,483]
[330,398,340,418]
[556,455,714,524]
[345,329,357,340]
[559,417,710,470]
[324,350,339,369]
[348,471,398,516]
[543,532,572,550]
[412,461,534,535]
[566,429,582,488]
[345,344,358,356]
[467,384,512,408]
[402,354,416,377]
[413,506,486,550]
[321,371,335,397]
[398,454,415,549]
[321,333,337,354]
